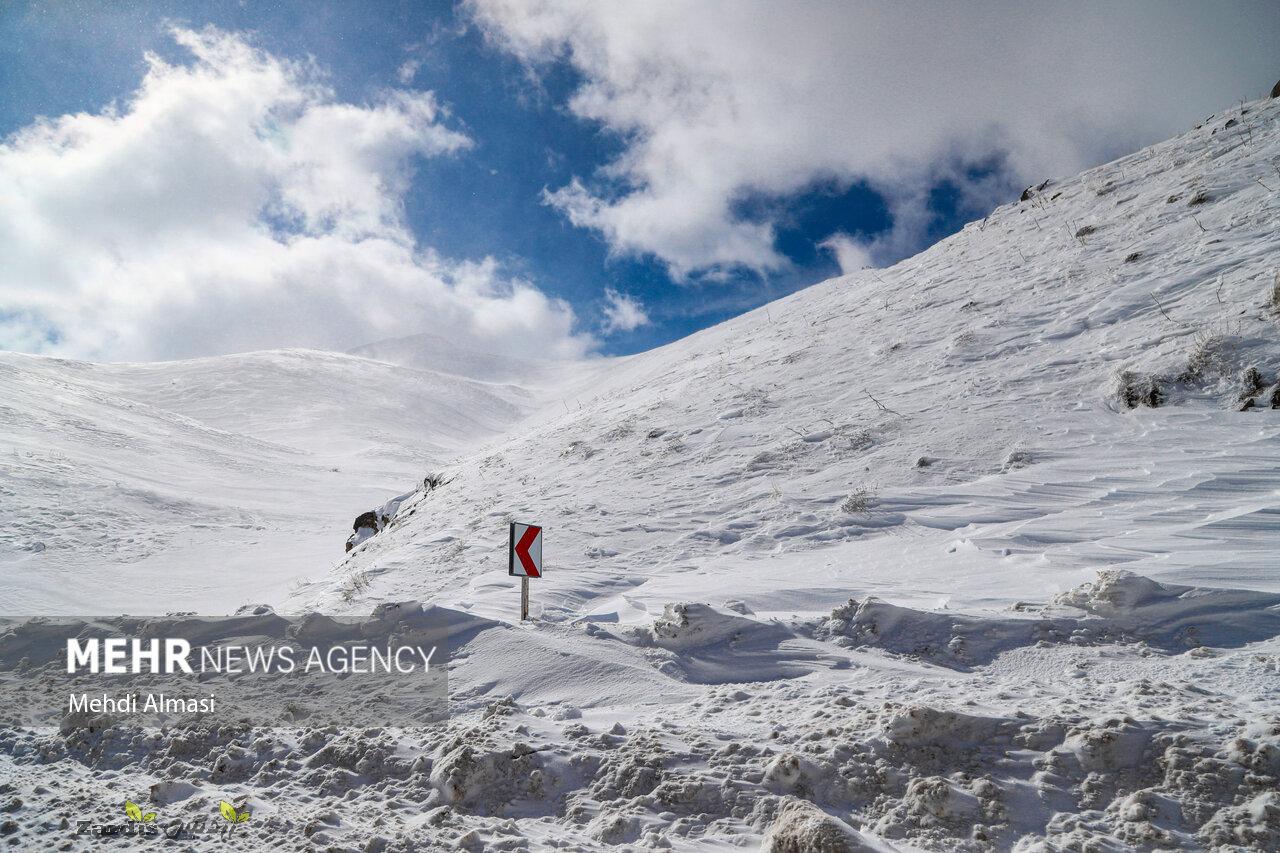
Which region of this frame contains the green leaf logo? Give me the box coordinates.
[219,800,251,823]
[124,800,142,822]
[143,812,157,822]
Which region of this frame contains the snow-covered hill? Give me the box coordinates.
[349,330,567,385]
[4,95,1280,851]
[326,93,1280,618]
[0,349,536,615]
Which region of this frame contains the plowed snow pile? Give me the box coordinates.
[4,96,1280,850]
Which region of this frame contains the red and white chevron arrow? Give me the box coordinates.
[508,522,543,578]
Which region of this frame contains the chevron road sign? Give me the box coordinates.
[508,522,543,620]
[509,522,543,578]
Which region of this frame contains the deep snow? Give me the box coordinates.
[0,349,534,614]
[3,95,1280,850]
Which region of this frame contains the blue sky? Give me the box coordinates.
[2,1,1276,361]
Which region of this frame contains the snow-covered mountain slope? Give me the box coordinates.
[0,349,536,615]
[321,94,1280,622]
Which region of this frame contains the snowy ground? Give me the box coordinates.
[0,347,535,615]
[3,96,1280,850]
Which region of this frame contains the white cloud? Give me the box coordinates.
[0,26,590,362]
[470,0,1280,276]
[819,233,874,275]
[600,288,649,333]
[397,58,421,84]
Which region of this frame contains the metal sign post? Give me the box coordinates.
[508,522,543,621]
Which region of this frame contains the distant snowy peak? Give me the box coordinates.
[348,331,572,386]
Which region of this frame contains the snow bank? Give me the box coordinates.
[639,602,755,651]
[1054,569,1280,649]
[762,797,896,852]
[626,602,814,683]
[818,571,1280,669]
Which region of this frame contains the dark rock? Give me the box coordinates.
[1188,190,1210,206]
[1271,79,1280,98]
[1270,385,1280,409]
[1239,397,1256,411]
[347,511,381,553]
[1020,178,1051,202]
[1124,252,1143,263]
[343,492,413,553]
